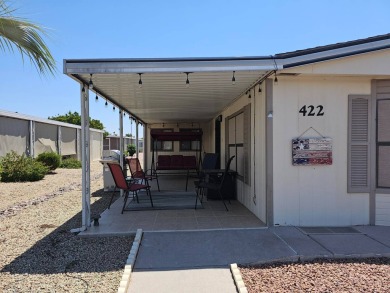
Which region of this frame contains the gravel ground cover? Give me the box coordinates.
[240,258,390,292]
[0,162,134,293]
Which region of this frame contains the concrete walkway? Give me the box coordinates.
[128,226,390,292]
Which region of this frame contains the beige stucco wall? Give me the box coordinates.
[272,75,371,226]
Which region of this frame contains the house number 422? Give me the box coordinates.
[299,105,324,116]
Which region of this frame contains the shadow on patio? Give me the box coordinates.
[81,175,265,236]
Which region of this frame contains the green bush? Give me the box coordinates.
[36,152,61,171]
[127,144,136,156]
[60,158,82,169]
[0,151,48,182]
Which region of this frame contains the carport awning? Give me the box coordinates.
[64,57,280,124]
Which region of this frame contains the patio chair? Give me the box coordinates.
[195,155,235,211]
[194,153,219,199]
[127,157,160,192]
[107,162,153,213]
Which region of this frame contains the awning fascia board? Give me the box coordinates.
[64,57,282,74]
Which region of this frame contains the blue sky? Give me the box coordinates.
[1,0,390,135]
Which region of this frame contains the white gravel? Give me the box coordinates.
[0,161,134,293]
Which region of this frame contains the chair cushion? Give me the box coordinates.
[129,183,149,191]
[202,153,218,170]
[170,155,184,169]
[157,155,171,170]
[183,156,197,169]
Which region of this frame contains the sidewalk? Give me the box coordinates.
[127,226,390,292]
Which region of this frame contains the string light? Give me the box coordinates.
[89,74,93,90]
[232,71,236,85]
[113,106,115,111]
[258,83,262,93]
[105,100,108,107]
[138,73,143,88]
[185,72,190,88]
[95,94,98,102]
[81,85,85,92]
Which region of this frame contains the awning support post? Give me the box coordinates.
[80,84,90,230]
[136,119,139,158]
[119,109,124,197]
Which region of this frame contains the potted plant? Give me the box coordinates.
[127,144,136,157]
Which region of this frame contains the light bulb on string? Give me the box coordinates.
[138,73,143,88]
[89,74,93,90]
[185,72,190,88]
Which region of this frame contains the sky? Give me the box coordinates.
[1,0,390,135]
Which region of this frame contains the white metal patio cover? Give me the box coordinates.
[63,33,390,229]
[64,56,280,230]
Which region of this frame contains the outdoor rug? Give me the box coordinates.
[124,190,203,211]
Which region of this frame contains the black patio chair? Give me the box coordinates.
[194,153,219,199]
[195,155,235,211]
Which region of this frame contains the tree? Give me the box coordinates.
[49,111,104,130]
[125,133,133,137]
[0,1,56,75]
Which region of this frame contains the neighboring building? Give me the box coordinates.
[65,33,390,227]
[0,110,104,160]
[103,135,143,153]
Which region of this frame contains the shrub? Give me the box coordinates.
[0,151,48,182]
[127,144,136,157]
[36,152,61,171]
[60,158,82,169]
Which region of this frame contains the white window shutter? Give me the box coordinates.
[348,95,371,193]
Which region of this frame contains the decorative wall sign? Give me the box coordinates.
[292,137,332,165]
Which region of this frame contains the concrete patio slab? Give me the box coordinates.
[270,226,332,257]
[129,268,236,293]
[355,225,390,247]
[310,234,390,256]
[134,229,296,270]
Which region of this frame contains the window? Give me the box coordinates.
[226,105,251,184]
[377,99,390,188]
[150,128,173,151]
[179,128,201,151]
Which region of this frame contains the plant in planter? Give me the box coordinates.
[127,144,136,157]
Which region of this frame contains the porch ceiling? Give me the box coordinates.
[64,58,277,124]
